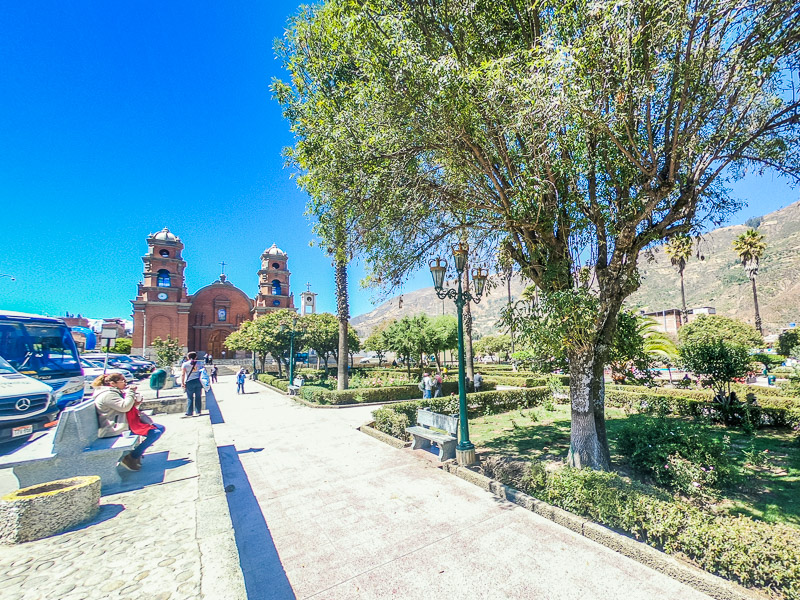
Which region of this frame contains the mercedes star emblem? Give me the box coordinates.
[15,397,31,411]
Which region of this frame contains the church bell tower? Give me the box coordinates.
[253,244,296,316]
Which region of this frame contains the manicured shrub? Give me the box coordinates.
[299,380,497,406]
[370,387,553,440]
[484,374,570,388]
[257,374,290,391]
[505,463,800,599]
[615,417,737,496]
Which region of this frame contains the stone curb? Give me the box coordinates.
[358,423,411,449]
[195,419,247,600]
[441,463,762,600]
[356,425,761,600]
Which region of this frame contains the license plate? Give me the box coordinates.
[12,425,33,438]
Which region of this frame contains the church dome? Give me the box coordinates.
[151,227,180,243]
[263,243,286,256]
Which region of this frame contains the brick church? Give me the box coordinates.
[131,228,317,358]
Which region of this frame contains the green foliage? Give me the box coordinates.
[151,335,183,368]
[678,315,763,349]
[616,418,737,496]
[483,374,570,388]
[664,234,694,276]
[511,464,800,598]
[751,353,785,370]
[604,386,800,431]
[276,0,800,470]
[226,310,304,375]
[110,338,132,354]
[371,387,553,439]
[679,339,753,400]
[473,334,512,361]
[732,228,767,277]
[363,319,392,365]
[778,330,800,357]
[744,216,762,229]
[301,312,339,365]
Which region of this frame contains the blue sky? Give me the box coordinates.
[0,2,797,321]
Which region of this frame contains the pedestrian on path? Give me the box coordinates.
[419,372,433,399]
[211,364,218,383]
[473,371,483,392]
[236,368,246,394]
[433,371,443,398]
[205,353,213,366]
[181,352,204,416]
[92,373,164,471]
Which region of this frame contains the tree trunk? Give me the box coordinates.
[462,269,475,384]
[751,276,763,336]
[679,269,688,324]
[335,240,350,391]
[507,273,515,354]
[567,349,611,470]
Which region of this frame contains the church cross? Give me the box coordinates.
[306,281,311,292]
[220,261,227,274]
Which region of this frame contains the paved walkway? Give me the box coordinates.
[0,398,244,600]
[211,376,713,600]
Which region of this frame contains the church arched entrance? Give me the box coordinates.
[208,330,228,359]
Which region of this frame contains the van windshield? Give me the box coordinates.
[0,322,81,376]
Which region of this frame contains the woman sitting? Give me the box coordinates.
[92,373,165,472]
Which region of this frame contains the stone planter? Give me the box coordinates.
[0,476,101,544]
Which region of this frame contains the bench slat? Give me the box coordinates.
[405,426,455,444]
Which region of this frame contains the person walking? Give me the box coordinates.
[236,368,246,394]
[433,371,443,398]
[211,364,218,383]
[421,372,433,399]
[473,371,483,393]
[181,351,204,416]
[205,353,213,366]
[92,373,165,471]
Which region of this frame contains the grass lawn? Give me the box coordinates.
[469,404,800,527]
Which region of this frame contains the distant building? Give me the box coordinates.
[641,306,716,334]
[131,228,299,358]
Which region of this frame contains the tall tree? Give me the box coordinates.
[732,228,767,335]
[276,0,800,469]
[664,234,694,323]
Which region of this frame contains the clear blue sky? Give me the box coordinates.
[0,2,797,321]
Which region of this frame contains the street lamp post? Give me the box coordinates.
[429,242,488,466]
[288,325,296,385]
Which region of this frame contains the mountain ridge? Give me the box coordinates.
[351,200,800,338]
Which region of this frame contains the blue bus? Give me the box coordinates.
[0,311,85,410]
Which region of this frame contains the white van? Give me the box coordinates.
[0,355,58,444]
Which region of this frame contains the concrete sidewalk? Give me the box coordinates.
[0,397,245,600]
[212,377,713,600]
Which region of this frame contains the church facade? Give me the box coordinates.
[131,228,301,357]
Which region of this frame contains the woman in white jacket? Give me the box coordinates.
[92,373,164,471]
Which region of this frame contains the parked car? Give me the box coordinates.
[79,359,134,395]
[129,355,156,369]
[0,355,58,444]
[82,353,152,377]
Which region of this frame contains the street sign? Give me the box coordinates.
[100,324,118,340]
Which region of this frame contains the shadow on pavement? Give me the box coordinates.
[63,503,125,533]
[218,444,295,600]
[114,451,192,494]
[205,387,225,425]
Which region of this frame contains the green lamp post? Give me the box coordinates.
[429,242,488,466]
[280,315,300,384]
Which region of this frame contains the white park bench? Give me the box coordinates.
[405,408,459,462]
[0,399,140,492]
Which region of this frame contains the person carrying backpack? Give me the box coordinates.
[236,368,246,394]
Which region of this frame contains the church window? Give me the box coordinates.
[272,262,280,269]
[159,249,170,257]
[271,280,282,295]
[157,269,171,287]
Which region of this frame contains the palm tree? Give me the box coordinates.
[732,228,767,335]
[664,234,693,323]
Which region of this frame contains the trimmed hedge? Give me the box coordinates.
[258,373,290,392]
[481,459,800,600]
[298,380,497,406]
[485,374,570,388]
[606,386,800,430]
[372,387,553,441]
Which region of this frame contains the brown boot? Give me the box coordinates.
[120,454,141,471]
